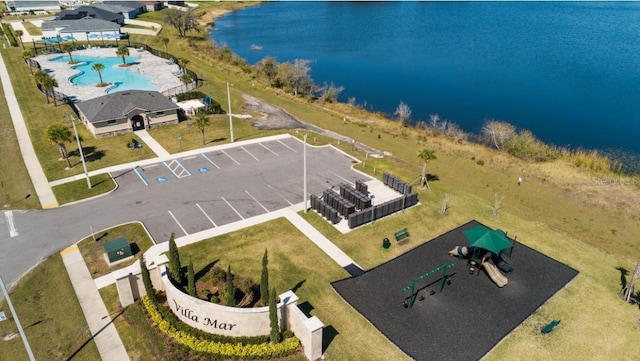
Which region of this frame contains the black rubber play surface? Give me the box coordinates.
[332,220,578,361]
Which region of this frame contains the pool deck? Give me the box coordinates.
[33,47,184,102]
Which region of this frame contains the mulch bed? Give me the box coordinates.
[332,220,578,361]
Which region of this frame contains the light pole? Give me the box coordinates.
[227,82,234,142]
[70,115,91,189]
[303,134,307,213]
[0,275,36,361]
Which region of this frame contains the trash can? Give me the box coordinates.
[382,237,391,249]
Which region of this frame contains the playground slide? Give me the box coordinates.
[482,262,508,287]
[448,246,469,258]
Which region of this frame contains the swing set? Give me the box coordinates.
[401,262,456,309]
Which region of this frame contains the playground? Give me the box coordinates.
[332,220,578,361]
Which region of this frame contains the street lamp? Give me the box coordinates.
[0,275,36,361]
[303,133,307,213]
[227,82,234,143]
[70,115,91,189]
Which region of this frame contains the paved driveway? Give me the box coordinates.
[0,137,367,286]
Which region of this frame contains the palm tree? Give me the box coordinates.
[15,29,24,49]
[41,75,59,106]
[61,43,75,63]
[179,58,190,72]
[91,62,105,85]
[34,70,56,104]
[115,45,129,66]
[22,50,34,75]
[159,37,169,55]
[179,72,193,92]
[193,112,210,145]
[46,123,74,169]
[417,148,437,191]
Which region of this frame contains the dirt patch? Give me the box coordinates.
[242,94,314,131]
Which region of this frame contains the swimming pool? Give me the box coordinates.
[51,55,158,93]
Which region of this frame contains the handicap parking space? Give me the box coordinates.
[138,163,177,185]
[180,154,219,174]
[111,168,149,190]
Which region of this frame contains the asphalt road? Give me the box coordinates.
[0,137,365,287]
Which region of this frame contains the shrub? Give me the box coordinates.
[141,296,300,358]
[2,24,17,47]
[505,130,559,162]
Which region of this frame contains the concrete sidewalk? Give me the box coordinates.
[61,245,130,361]
[95,205,363,289]
[135,129,170,157]
[0,51,58,208]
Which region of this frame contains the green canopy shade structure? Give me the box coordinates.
[462,225,512,254]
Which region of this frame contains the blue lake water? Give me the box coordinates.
[212,1,640,168]
[51,55,157,93]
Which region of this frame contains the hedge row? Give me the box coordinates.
[1,24,17,47]
[142,296,301,359]
[156,299,269,345]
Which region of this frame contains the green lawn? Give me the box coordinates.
[52,173,116,205]
[22,22,42,36]
[0,254,99,361]
[78,222,154,279]
[176,218,410,361]
[0,2,639,360]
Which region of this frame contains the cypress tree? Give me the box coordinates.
[140,255,157,304]
[269,287,281,343]
[168,232,182,285]
[226,265,235,307]
[187,257,196,297]
[260,248,269,304]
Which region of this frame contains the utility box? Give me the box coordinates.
[103,237,133,265]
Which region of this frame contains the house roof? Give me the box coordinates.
[42,18,121,33]
[94,1,146,14]
[77,90,179,123]
[7,1,60,11]
[55,6,124,23]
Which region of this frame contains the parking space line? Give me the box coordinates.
[330,171,354,186]
[221,196,244,220]
[245,190,269,213]
[268,184,294,206]
[221,150,240,165]
[196,203,217,227]
[175,160,192,177]
[260,142,279,156]
[241,146,260,161]
[201,154,220,169]
[4,211,18,237]
[168,210,188,236]
[278,140,297,153]
[133,167,149,186]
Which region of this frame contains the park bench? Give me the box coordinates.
[394,228,410,243]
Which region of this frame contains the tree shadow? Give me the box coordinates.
[290,279,306,293]
[426,173,440,182]
[208,137,226,144]
[69,146,106,165]
[616,267,628,290]
[195,259,219,283]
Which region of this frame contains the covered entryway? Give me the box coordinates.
[131,114,145,131]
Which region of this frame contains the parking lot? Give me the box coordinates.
[109,136,368,242]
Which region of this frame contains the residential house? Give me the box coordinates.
[76,90,180,138]
[93,1,147,20]
[5,1,60,12]
[55,5,125,24]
